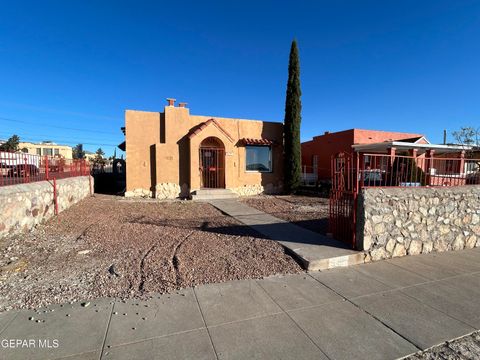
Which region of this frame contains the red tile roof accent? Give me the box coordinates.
[241,138,274,145]
[188,118,234,142]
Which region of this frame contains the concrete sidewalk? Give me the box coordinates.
[1,248,479,360]
[209,199,364,271]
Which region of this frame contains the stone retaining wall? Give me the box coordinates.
[231,183,283,196]
[125,183,283,199]
[357,186,480,261]
[0,176,93,238]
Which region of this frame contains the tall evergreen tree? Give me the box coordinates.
[283,40,302,193]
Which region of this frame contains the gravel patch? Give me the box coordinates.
[405,331,480,359]
[241,195,329,235]
[0,195,301,312]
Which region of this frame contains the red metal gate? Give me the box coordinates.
[200,147,225,188]
[329,152,357,248]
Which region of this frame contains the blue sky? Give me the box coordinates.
[0,0,479,156]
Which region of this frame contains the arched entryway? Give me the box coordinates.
[199,137,225,188]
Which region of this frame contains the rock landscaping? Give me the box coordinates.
[406,330,480,359]
[240,195,329,235]
[0,195,301,312]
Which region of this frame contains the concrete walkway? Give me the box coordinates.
[209,199,364,271]
[1,248,479,359]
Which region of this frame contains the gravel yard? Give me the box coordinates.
[241,195,329,235]
[0,195,301,312]
[406,331,480,359]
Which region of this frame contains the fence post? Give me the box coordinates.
[45,156,49,180]
[426,149,435,186]
[53,177,59,215]
[459,150,466,186]
[24,155,28,183]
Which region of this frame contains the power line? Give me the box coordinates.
[1,128,119,141]
[0,116,120,135]
[0,133,120,148]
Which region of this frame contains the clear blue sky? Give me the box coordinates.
[1,0,479,156]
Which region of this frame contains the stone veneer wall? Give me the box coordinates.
[0,176,93,239]
[231,183,283,196]
[125,183,283,199]
[124,183,182,199]
[357,186,480,261]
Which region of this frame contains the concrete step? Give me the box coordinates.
[191,189,239,201]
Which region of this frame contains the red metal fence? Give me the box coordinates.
[0,151,89,187]
[359,153,480,188]
[329,153,357,247]
[330,152,480,248]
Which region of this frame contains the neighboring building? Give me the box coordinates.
[301,129,428,180]
[84,150,96,162]
[19,141,73,158]
[120,98,284,198]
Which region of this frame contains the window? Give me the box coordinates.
[312,155,318,173]
[246,146,272,172]
[36,148,42,155]
[43,148,53,156]
[54,148,60,156]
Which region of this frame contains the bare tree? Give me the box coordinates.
[452,127,479,158]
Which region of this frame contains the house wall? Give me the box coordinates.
[19,142,73,158]
[356,186,480,261]
[301,129,424,180]
[301,130,355,180]
[125,105,284,198]
[0,176,93,239]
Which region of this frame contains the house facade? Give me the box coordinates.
[301,128,427,180]
[121,99,284,198]
[19,141,73,158]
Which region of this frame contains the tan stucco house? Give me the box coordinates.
[120,99,284,199]
[19,141,73,158]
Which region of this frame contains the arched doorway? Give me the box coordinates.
[199,137,225,188]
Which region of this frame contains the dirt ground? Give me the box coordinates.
[406,330,480,359]
[0,195,301,312]
[241,195,329,235]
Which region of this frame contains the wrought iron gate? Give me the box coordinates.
[199,147,225,188]
[329,152,357,248]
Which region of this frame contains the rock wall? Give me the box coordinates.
[231,183,283,196]
[126,183,283,198]
[357,186,480,261]
[124,183,182,199]
[0,176,93,238]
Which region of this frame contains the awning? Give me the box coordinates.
[352,141,472,155]
[241,138,274,146]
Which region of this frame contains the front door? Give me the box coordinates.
[200,147,225,188]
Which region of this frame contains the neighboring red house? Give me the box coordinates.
[301,129,428,180]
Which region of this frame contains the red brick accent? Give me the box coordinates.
[187,118,235,143]
[241,138,274,145]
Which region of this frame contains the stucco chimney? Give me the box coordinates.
[166,98,176,106]
[178,102,187,108]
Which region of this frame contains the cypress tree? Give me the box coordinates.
[283,40,302,193]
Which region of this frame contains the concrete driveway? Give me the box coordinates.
[1,248,479,360]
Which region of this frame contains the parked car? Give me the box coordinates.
[360,169,384,186]
[8,164,40,177]
[0,163,13,177]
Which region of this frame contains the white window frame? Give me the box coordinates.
[245,145,273,173]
